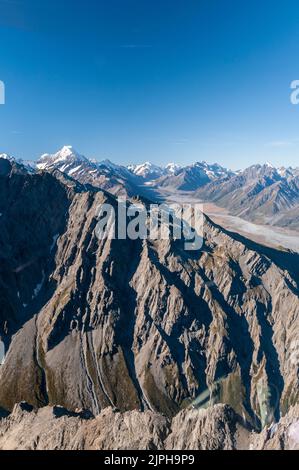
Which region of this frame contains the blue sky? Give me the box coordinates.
[0,0,299,168]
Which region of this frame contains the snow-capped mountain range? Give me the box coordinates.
[37,146,134,181]
[2,146,299,228]
[2,152,299,435]
[34,146,140,196]
[0,145,237,192]
[36,146,237,191]
[0,145,234,180]
[127,161,181,179]
[3,145,298,185]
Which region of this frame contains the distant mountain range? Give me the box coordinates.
[128,161,179,179]
[36,146,141,197]
[1,155,299,429]
[2,147,299,229]
[34,146,236,191]
[195,163,299,229]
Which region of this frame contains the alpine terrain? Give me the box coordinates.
[0,153,299,450]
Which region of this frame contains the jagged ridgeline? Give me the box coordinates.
[0,158,298,428]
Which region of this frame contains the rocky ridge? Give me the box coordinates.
[0,401,298,450]
[196,164,299,228]
[0,159,298,428]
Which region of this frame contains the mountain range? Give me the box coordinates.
[2,147,299,232]
[195,163,299,229]
[0,155,299,437]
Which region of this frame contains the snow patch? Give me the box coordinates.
[32,270,45,299]
[69,165,82,175]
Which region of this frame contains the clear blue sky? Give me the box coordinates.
[1,0,299,168]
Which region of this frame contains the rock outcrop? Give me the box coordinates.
[0,161,299,429]
[250,404,299,450]
[196,163,299,228]
[164,404,250,450]
[0,402,169,450]
[0,401,298,450]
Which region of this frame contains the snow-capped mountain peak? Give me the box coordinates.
[0,153,15,162]
[277,167,294,178]
[0,152,35,174]
[127,159,235,186]
[37,146,87,168]
[55,145,81,160]
[128,162,165,179]
[35,146,140,197]
[165,162,181,174]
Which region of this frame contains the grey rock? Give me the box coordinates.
[0,166,298,429]
[0,401,297,450]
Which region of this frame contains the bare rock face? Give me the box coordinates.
[0,164,299,428]
[0,402,84,450]
[165,404,250,450]
[75,408,169,450]
[0,402,169,450]
[250,404,299,450]
[0,402,245,450]
[195,163,299,229]
[1,402,297,450]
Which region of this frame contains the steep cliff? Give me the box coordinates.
[0,162,298,428]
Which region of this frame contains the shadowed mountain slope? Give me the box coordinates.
[0,161,298,426]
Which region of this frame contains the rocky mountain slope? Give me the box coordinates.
[33,151,299,229]
[155,161,234,191]
[196,164,299,228]
[0,158,299,429]
[0,401,298,450]
[4,150,299,230]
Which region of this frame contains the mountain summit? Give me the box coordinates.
[37,146,88,171]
